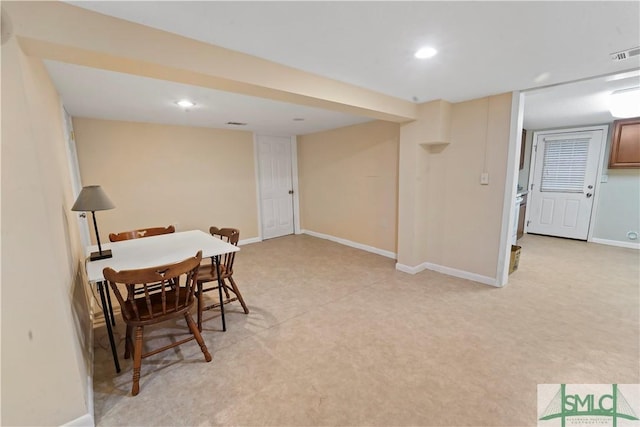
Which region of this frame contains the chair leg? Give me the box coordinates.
[185,312,212,362]
[124,324,133,359]
[131,326,143,396]
[196,283,202,332]
[228,276,249,314]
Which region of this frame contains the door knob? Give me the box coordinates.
[586,193,593,198]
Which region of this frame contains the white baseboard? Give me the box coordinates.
[238,237,261,246]
[396,261,499,287]
[62,412,94,427]
[591,238,640,250]
[395,262,425,275]
[301,229,396,259]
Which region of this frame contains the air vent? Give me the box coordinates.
[226,121,247,126]
[610,47,640,62]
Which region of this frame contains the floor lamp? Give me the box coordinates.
[72,185,115,261]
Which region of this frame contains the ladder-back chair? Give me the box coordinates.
[196,227,248,330]
[103,251,211,396]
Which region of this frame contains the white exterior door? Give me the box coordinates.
[257,135,295,239]
[527,127,606,240]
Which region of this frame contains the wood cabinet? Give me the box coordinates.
[517,193,527,240]
[609,117,640,168]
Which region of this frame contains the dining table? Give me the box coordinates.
[84,229,240,373]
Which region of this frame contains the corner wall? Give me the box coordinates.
[591,124,640,246]
[397,94,513,283]
[1,39,91,425]
[297,120,400,255]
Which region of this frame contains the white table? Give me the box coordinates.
[85,230,239,372]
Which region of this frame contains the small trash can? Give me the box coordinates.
[509,245,521,274]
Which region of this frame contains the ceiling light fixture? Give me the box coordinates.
[414,46,437,59]
[175,99,195,108]
[609,87,640,118]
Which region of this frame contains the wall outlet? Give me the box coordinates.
[480,172,490,185]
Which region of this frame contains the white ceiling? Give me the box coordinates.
[48,1,640,134]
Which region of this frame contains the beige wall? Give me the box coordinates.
[73,119,259,242]
[1,39,91,425]
[298,120,400,254]
[398,94,513,281]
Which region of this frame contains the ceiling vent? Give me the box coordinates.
[610,47,640,62]
[226,121,247,126]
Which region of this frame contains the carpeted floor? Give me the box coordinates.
[92,233,640,426]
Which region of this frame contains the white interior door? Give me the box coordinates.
[62,106,91,248]
[256,135,295,239]
[527,127,606,240]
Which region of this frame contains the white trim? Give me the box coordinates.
[252,134,264,242]
[395,262,425,274]
[62,413,94,427]
[396,261,498,287]
[290,136,302,235]
[586,126,609,242]
[238,237,261,246]
[301,229,396,259]
[496,91,524,287]
[591,238,640,250]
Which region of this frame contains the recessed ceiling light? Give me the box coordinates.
[414,46,437,59]
[175,99,195,108]
[609,87,640,118]
[534,72,551,84]
[293,118,305,121]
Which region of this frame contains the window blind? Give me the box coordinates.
[540,138,589,192]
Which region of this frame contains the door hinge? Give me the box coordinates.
[288,190,294,195]
[530,183,534,190]
[527,220,531,226]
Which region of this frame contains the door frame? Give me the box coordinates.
[253,134,301,241]
[525,125,609,242]
[61,104,91,249]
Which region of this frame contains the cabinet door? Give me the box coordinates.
[609,118,640,168]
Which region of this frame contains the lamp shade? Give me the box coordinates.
[71,185,115,212]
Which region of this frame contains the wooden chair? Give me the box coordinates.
[106,225,177,307]
[196,227,248,330]
[108,225,175,242]
[103,251,212,396]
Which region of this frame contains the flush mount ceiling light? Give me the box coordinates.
[175,99,195,108]
[414,46,438,59]
[609,87,640,118]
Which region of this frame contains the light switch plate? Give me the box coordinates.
[480,172,489,185]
